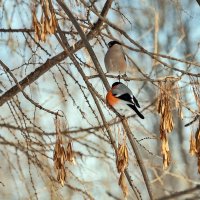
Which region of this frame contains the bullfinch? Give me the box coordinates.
[106,82,144,119]
[104,41,127,74]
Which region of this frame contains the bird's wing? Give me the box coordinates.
[116,84,140,108]
[112,88,140,108]
[104,51,110,72]
[113,92,133,105]
[104,49,116,72]
[121,47,126,61]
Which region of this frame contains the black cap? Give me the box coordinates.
[112,82,121,88]
[108,41,121,48]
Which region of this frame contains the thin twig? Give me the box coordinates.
[0,28,76,34]
[106,191,121,200]
[0,60,60,116]
[185,115,200,127]
[156,185,200,200]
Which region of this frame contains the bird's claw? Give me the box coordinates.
[122,73,127,78]
[117,75,121,82]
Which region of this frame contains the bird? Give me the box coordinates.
[106,82,144,119]
[104,41,127,75]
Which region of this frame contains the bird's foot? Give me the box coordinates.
[121,73,127,78]
[117,75,121,82]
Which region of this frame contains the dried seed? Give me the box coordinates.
[189,133,196,156]
[116,144,128,173]
[119,173,128,198]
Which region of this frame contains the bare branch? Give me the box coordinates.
[196,0,200,6]
[157,185,200,200]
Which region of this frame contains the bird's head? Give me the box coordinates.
[111,82,121,88]
[107,41,121,48]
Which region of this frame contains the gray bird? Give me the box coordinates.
[104,41,127,74]
[106,82,144,119]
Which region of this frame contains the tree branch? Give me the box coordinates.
[0,60,60,116]
[156,185,200,200]
[0,28,76,34]
[196,0,200,6]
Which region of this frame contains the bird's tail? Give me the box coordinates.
[128,104,144,119]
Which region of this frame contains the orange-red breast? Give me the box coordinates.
[104,41,127,74]
[106,82,144,119]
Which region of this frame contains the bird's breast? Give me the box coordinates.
[106,91,119,107]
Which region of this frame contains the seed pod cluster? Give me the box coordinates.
[157,77,181,169]
[32,0,57,42]
[116,143,128,198]
[53,116,75,186]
